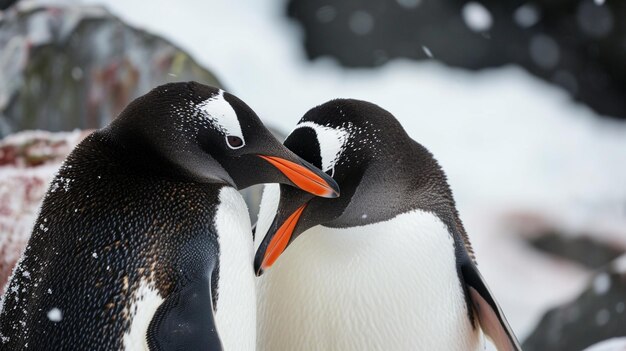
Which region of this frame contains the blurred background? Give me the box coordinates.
[1,0,625,349]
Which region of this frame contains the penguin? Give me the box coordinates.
[254,99,521,351]
[0,82,339,350]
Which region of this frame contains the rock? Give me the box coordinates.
[0,0,19,11]
[0,130,87,294]
[528,234,624,270]
[507,211,626,269]
[286,0,626,119]
[0,3,221,137]
[523,255,626,351]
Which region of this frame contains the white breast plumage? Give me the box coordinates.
[255,186,483,351]
[214,187,256,351]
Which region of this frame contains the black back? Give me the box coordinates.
[0,131,223,350]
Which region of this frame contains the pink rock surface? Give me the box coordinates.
[0,130,88,293]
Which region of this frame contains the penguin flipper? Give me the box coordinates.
[461,260,522,351]
[147,278,223,351]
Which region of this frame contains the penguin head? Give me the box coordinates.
[254,99,450,275]
[106,82,339,197]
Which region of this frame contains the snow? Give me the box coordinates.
[462,2,493,32]
[584,338,626,351]
[315,6,337,23]
[396,0,422,9]
[593,273,611,295]
[46,307,62,322]
[71,66,83,80]
[595,308,610,326]
[348,10,374,36]
[421,45,433,58]
[614,255,626,273]
[6,0,626,343]
[576,1,614,38]
[513,4,540,28]
[529,34,560,69]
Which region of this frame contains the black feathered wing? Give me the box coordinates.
[460,258,522,351]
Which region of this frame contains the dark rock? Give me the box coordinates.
[506,211,626,269]
[0,4,221,137]
[523,255,626,351]
[286,0,626,119]
[529,232,625,270]
[0,0,19,11]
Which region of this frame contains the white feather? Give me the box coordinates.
[198,90,245,146]
[256,205,483,351]
[254,184,280,252]
[292,122,349,172]
[214,187,256,351]
[123,280,163,351]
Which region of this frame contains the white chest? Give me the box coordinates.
[214,187,256,351]
[256,209,482,351]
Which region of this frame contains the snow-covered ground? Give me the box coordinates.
[8,0,626,343]
[584,337,626,351]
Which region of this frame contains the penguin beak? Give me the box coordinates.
[254,200,309,276]
[257,155,339,198]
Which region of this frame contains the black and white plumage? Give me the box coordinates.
[254,99,521,351]
[0,82,338,350]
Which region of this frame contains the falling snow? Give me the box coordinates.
[529,34,560,69]
[613,255,626,273]
[349,10,374,35]
[513,4,540,28]
[316,5,337,23]
[592,273,610,295]
[396,0,422,9]
[595,308,610,326]
[462,2,493,32]
[422,46,433,58]
[47,308,62,322]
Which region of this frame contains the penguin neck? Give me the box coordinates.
[328,141,456,230]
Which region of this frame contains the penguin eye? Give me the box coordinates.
[226,135,244,149]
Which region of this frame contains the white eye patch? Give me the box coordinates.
[292,121,349,173]
[197,90,245,149]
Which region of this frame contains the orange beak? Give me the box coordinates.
[258,155,339,198]
[258,203,307,272]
